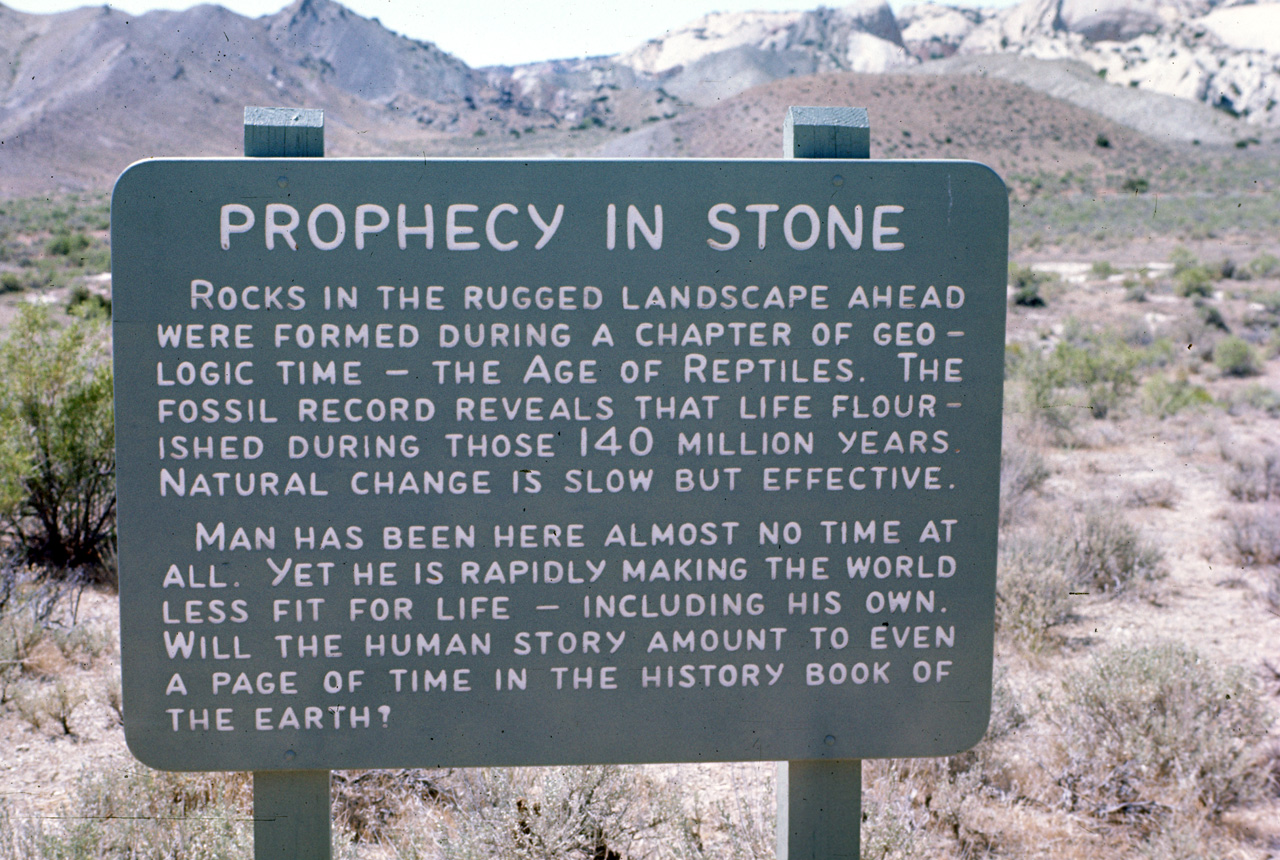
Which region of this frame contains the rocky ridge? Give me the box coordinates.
[0,0,1276,195]
[898,0,1280,125]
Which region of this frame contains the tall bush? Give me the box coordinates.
[0,305,115,580]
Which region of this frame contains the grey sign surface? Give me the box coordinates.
[112,158,1007,771]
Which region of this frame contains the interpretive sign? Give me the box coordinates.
[112,158,1007,772]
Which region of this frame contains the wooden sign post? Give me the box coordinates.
[112,104,1006,860]
[243,107,332,860]
[778,105,869,860]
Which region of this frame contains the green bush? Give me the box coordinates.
[1175,266,1215,297]
[1246,252,1279,278]
[1213,335,1260,376]
[1090,260,1116,278]
[46,232,91,257]
[1141,373,1213,418]
[1008,263,1050,307]
[0,305,115,579]
[1047,340,1139,419]
[1055,642,1271,817]
[66,284,111,320]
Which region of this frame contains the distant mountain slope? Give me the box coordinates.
[0,0,526,194]
[598,67,1178,178]
[0,0,1273,196]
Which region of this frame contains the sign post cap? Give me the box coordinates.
[243,106,324,158]
[784,106,870,159]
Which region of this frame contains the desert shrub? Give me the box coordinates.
[1254,289,1280,316]
[1054,642,1271,818]
[1198,304,1229,332]
[1170,248,1216,297]
[46,231,91,257]
[1175,266,1215,297]
[66,284,111,320]
[1047,340,1138,419]
[0,305,115,579]
[1006,335,1140,428]
[0,564,92,703]
[1125,479,1180,509]
[1225,448,1280,501]
[1090,260,1116,278]
[1008,263,1050,307]
[1140,373,1213,418]
[859,796,921,860]
[1224,383,1280,416]
[0,768,257,860]
[1246,252,1279,278]
[437,766,677,860]
[995,538,1072,651]
[331,769,454,844]
[1169,246,1198,274]
[1056,510,1163,594]
[1212,335,1260,376]
[1121,175,1149,194]
[868,669,1026,855]
[14,678,85,735]
[1223,507,1280,566]
[999,433,1049,525]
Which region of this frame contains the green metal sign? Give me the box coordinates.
[112,158,1007,772]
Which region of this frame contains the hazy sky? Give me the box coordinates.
[3,0,1016,67]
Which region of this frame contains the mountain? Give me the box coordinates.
[905,0,1280,124]
[0,0,1275,196]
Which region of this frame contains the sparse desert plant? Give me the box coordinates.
[45,678,85,735]
[1009,263,1050,307]
[999,433,1050,525]
[13,678,84,735]
[1223,506,1280,566]
[1125,478,1180,509]
[1006,334,1141,429]
[105,671,124,726]
[1141,373,1213,418]
[1,767,257,860]
[66,284,111,320]
[331,769,453,845]
[1052,341,1137,420]
[1212,335,1261,376]
[859,796,920,860]
[1225,448,1280,501]
[1246,252,1279,279]
[437,766,672,860]
[1054,641,1272,818]
[996,538,1073,651]
[1091,260,1117,278]
[1175,265,1215,297]
[0,304,115,579]
[1056,509,1163,594]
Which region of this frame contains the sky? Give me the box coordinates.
[3,0,1016,67]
